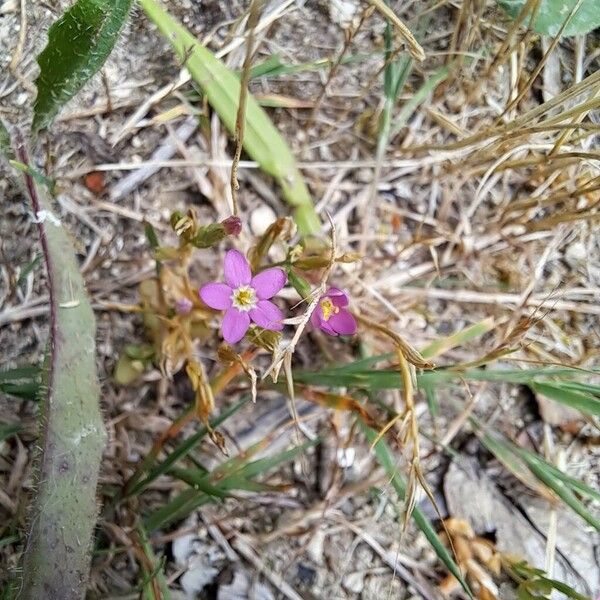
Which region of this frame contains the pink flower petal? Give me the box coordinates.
[310,309,321,330]
[310,305,336,335]
[224,249,251,288]
[222,308,250,343]
[320,320,337,335]
[249,300,284,331]
[252,268,287,299]
[328,309,357,335]
[199,282,232,310]
[326,287,349,308]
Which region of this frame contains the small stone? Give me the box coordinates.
[342,571,365,594]
[565,241,586,268]
[306,527,325,565]
[250,204,277,237]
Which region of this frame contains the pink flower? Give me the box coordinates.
[311,288,357,336]
[200,249,287,344]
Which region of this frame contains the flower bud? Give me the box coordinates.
[221,215,242,236]
[175,297,193,315]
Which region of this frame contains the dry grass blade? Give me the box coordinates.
[367,0,425,61]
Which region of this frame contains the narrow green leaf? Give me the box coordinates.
[137,523,171,600]
[145,488,211,532]
[519,452,600,503]
[391,65,450,137]
[0,365,39,382]
[146,440,314,531]
[523,458,600,531]
[128,397,248,497]
[421,317,495,359]
[0,365,41,400]
[16,254,42,288]
[236,439,317,479]
[531,381,600,417]
[536,577,588,600]
[33,0,133,133]
[0,119,12,160]
[360,422,473,598]
[138,0,320,235]
[498,0,600,36]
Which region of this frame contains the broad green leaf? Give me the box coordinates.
[33,0,133,133]
[361,422,473,598]
[497,0,600,37]
[15,143,106,597]
[138,0,320,236]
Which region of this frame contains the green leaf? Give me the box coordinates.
[15,141,107,596]
[146,440,315,531]
[421,317,496,359]
[0,424,22,443]
[138,0,320,236]
[536,577,589,600]
[127,398,248,497]
[0,119,13,160]
[524,457,600,531]
[497,0,600,37]
[0,365,41,400]
[136,523,171,600]
[360,422,473,599]
[531,380,600,417]
[477,425,600,529]
[16,254,42,289]
[33,0,133,133]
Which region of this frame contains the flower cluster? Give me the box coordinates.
[200,249,356,343]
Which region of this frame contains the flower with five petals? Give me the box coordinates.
[200,249,286,344]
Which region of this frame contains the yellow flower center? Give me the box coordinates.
[320,298,339,321]
[231,285,257,312]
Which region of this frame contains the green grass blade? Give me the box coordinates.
[137,523,171,600]
[360,422,473,598]
[0,118,12,159]
[390,65,450,137]
[146,440,315,531]
[146,489,211,532]
[33,0,133,133]
[421,317,495,359]
[531,381,600,417]
[235,439,317,479]
[128,397,248,497]
[478,429,555,497]
[138,0,320,235]
[478,425,600,528]
[16,254,42,288]
[524,458,600,530]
